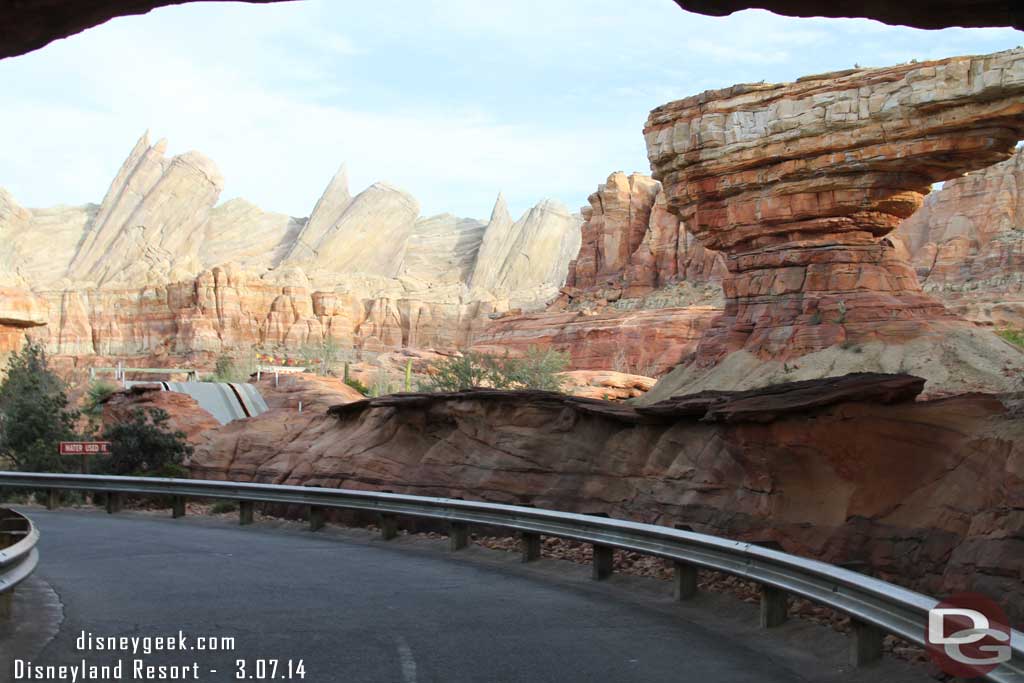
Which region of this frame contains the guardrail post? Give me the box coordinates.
[520,532,541,563]
[105,492,122,515]
[172,496,186,518]
[673,561,698,601]
[380,513,398,540]
[850,619,884,667]
[760,586,788,628]
[308,505,324,532]
[239,501,254,526]
[448,521,468,551]
[46,489,59,511]
[592,545,613,580]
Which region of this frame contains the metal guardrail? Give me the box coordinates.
[1,472,1021,680]
[0,507,40,619]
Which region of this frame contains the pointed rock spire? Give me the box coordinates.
[287,163,353,261]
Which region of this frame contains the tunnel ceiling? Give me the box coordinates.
[673,0,1024,30]
[0,0,292,60]
[2,1,1021,61]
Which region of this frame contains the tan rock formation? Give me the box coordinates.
[558,370,655,400]
[288,182,419,280]
[642,48,1024,398]
[202,199,304,271]
[476,171,724,376]
[896,148,1024,328]
[187,376,1024,621]
[470,196,582,303]
[1,133,582,359]
[68,132,224,287]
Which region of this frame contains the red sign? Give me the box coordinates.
[59,442,111,455]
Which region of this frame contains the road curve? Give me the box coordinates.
[12,509,902,682]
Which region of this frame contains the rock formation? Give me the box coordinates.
[0,132,582,361]
[469,196,582,304]
[641,48,1024,399]
[895,148,1024,329]
[188,376,1024,621]
[101,385,221,446]
[671,0,1023,30]
[2,0,1018,62]
[474,171,725,375]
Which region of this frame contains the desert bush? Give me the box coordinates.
[94,407,192,477]
[0,338,80,473]
[84,380,118,417]
[998,329,1024,348]
[216,354,249,382]
[421,347,568,393]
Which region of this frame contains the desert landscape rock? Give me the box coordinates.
[642,48,1024,398]
[187,375,1024,621]
[474,171,725,373]
[0,132,582,363]
[101,385,221,446]
[895,147,1024,329]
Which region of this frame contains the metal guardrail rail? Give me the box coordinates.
[1,472,1021,681]
[0,507,40,619]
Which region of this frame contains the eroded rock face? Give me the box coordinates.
[475,171,724,375]
[188,376,1024,621]
[896,148,1024,329]
[1,133,583,359]
[101,385,221,446]
[643,48,1024,397]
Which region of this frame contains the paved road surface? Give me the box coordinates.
[11,509,875,682]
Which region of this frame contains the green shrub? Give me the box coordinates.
[421,347,569,393]
[94,408,192,477]
[997,329,1024,348]
[84,380,118,417]
[213,354,250,383]
[0,338,80,473]
[344,377,370,395]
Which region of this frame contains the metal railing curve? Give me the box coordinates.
[1,471,1020,681]
[0,507,40,619]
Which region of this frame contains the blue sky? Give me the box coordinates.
[1,0,1021,220]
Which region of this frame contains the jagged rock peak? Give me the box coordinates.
[65,131,224,287]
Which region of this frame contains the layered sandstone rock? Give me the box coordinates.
[562,171,725,303]
[470,196,583,303]
[475,171,724,375]
[188,376,1024,621]
[642,48,1024,398]
[474,305,718,376]
[0,132,582,359]
[896,148,1024,328]
[68,132,224,287]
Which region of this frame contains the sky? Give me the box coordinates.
[0,1,1021,221]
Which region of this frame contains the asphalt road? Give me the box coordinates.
[7,509,907,683]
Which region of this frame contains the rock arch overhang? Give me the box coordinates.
[2,1,1023,62]
[672,0,1024,31]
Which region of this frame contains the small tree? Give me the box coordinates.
[0,338,79,472]
[506,346,569,391]
[97,408,192,477]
